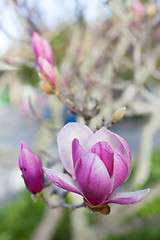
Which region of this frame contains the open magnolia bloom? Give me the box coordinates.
[44,123,149,212]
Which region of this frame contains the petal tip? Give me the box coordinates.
[145,188,150,194]
[21,141,28,150]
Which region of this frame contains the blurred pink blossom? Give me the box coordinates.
[132,1,145,17]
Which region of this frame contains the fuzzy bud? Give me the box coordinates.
[113,107,126,122]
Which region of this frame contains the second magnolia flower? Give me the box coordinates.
[44,122,149,206]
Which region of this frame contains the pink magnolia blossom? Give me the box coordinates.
[19,142,44,194]
[132,1,145,17]
[44,123,149,206]
[38,57,56,85]
[32,32,54,65]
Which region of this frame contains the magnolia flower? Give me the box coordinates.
[19,142,44,194]
[44,123,149,211]
[32,32,54,65]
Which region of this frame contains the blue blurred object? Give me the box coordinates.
[63,107,77,124]
[42,106,53,119]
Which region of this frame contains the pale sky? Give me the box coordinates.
[0,0,110,55]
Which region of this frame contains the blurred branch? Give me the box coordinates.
[133,112,160,187]
[30,197,63,240]
[28,97,61,132]
[115,215,160,236]
[40,192,86,211]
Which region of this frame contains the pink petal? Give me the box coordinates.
[75,153,112,205]
[32,32,54,65]
[38,57,56,85]
[43,167,82,195]
[72,139,84,168]
[106,188,150,205]
[91,141,114,177]
[86,127,131,177]
[32,32,43,58]
[115,134,132,178]
[112,150,128,191]
[42,40,54,65]
[57,122,93,176]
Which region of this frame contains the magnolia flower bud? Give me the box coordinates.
[39,72,54,94]
[32,32,60,95]
[32,32,54,65]
[19,142,44,194]
[113,107,126,122]
[38,58,59,95]
[38,57,56,85]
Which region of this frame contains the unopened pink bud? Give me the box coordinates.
[32,32,54,65]
[38,57,56,86]
[132,1,145,17]
[19,142,44,194]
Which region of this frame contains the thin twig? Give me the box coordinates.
[40,192,86,211]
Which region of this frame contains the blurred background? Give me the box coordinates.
[1,0,160,239]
